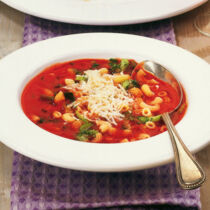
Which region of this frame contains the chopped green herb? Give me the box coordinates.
[76,128,98,141]
[75,111,98,141]
[77,129,98,141]
[109,58,118,64]
[137,115,161,124]
[109,58,132,73]
[64,92,75,102]
[120,59,129,71]
[137,116,149,124]
[122,79,140,90]
[149,115,161,122]
[91,63,99,69]
[85,129,98,136]
[77,133,89,141]
[129,60,137,69]
[130,80,140,88]
[109,58,121,73]
[124,112,161,124]
[75,111,89,123]
[75,75,88,82]
[122,80,130,89]
[80,122,93,131]
[74,69,82,75]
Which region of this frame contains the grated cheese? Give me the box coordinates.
[65,69,133,125]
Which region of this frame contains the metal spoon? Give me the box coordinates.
[136,60,206,190]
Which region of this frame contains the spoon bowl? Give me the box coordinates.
[142,60,183,112]
[136,60,206,190]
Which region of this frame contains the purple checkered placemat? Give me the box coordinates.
[11,15,201,210]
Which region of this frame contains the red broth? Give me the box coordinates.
[21,58,187,143]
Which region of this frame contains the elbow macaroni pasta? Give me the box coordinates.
[142,108,152,117]
[141,84,154,97]
[140,101,160,112]
[145,121,156,129]
[150,97,163,105]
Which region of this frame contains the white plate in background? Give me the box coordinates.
[1,0,207,25]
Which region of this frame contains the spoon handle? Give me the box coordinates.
[162,113,206,190]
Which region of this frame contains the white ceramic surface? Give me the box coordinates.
[1,0,207,25]
[0,33,209,172]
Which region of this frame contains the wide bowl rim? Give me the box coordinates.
[0,33,209,172]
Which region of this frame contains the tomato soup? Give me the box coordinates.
[21,58,187,143]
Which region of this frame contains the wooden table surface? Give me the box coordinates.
[0,1,210,209]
